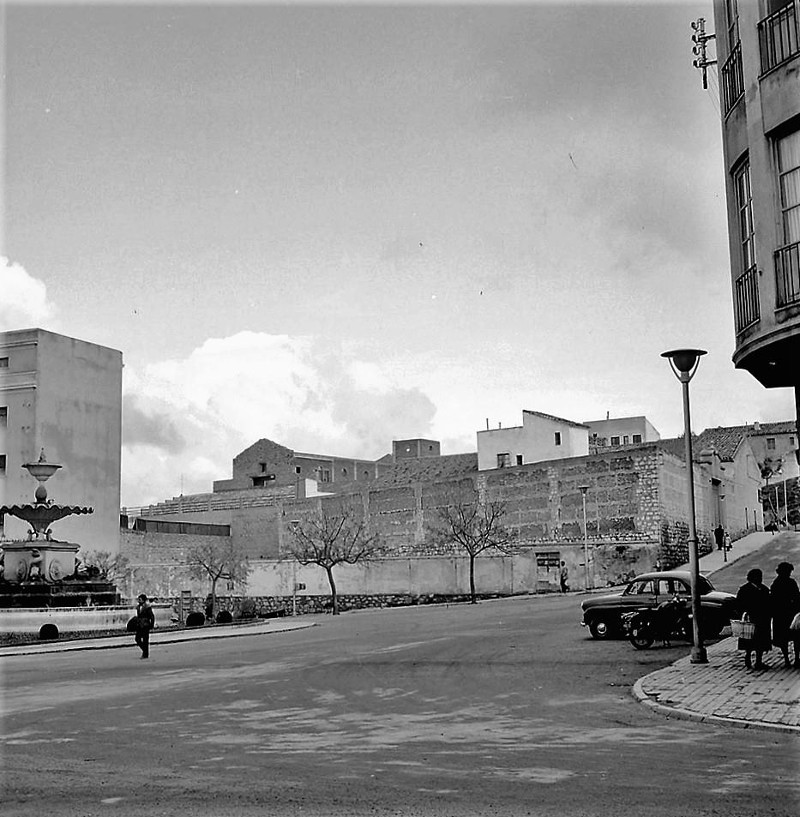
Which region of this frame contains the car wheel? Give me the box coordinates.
[589,619,612,640]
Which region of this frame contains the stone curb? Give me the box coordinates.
[631,674,800,735]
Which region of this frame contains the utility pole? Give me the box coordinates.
[691,18,717,90]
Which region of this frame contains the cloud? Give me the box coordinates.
[122,394,187,454]
[0,258,57,331]
[121,331,438,505]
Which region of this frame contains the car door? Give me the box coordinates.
[620,578,658,612]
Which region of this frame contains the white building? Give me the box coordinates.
[584,415,661,451]
[0,329,123,553]
[477,410,589,471]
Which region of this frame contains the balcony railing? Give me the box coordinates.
[759,1,799,74]
[775,241,800,307]
[721,41,745,114]
[735,264,760,332]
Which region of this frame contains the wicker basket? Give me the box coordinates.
[730,618,755,639]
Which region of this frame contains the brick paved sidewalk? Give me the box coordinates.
[633,636,800,733]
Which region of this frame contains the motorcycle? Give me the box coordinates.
[622,596,692,650]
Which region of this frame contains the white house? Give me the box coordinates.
[477,410,589,471]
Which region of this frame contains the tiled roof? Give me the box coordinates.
[659,421,795,462]
[522,410,589,429]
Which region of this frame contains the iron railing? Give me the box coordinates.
[721,41,745,114]
[734,264,760,332]
[759,1,799,73]
[775,241,800,307]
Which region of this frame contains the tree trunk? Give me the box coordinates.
[326,566,339,615]
[209,578,217,622]
[469,554,477,604]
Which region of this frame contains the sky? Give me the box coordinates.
[1,1,796,507]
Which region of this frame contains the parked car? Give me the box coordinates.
[581,570,738,640]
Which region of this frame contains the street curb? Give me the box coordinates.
[0,620,317,658]
[631,676,800,735]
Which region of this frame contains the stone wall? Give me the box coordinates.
[121,443,723,595]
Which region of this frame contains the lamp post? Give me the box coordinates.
[662,348,708,665]
[579,485,590,589]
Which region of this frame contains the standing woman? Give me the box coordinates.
[770,562,800,668]
[736,568,772,669]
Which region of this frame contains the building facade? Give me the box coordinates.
[0,329,123,553]
[477,410,589,471]
[711,0,800,437]
[585,415,661,452]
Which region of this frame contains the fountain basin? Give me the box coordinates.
[0,603,174,638]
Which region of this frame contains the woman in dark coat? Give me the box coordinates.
[770,562,800,668]
[736,568,772,669]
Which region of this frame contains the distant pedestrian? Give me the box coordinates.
[714,524,725,551]
[134,593,155,659]
[559,561,569,593]
[770,562,800,669]
[724,532,732,551]
[736,568,772,670]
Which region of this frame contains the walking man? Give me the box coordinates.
[134,593,155,659]
[714,524,725,551]
[559,561,569,593]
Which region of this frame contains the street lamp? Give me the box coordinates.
[579,485,590,589]
[662,347,708,665]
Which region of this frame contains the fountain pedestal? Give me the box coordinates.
[2,541,81,582]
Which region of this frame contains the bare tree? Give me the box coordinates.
[428,486,516,603]
[286,500,383,615]
[184,539,250,621]
[79,549,130,583]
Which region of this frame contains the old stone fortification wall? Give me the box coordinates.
[657,451,713,568]
[121,444,719,596]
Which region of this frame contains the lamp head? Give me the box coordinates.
[661,348,706,381]
[578,485,589,495]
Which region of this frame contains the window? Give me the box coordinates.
[554,432,562,446]
[759,1,799,73]
[342,467,348,475]
[632,434,642,444]
[767,437,776,450]
[295,466,301,474]
[0,358,7,368]
[0,407,6,426]
[497,453,511,468]
[735,161,756,270]
[733,160,761,327]
[726,0,739,49]
[516,454,523,466]
[0,455,7,474]
[623,435,629,445]
[791,437,796,447]
[610,436,620,446]
[259,462,267,473]
[775,131,800,306]
[319,469,331,483]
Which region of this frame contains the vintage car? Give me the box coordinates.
[580,570,738,640]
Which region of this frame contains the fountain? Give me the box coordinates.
[0,451,133,638]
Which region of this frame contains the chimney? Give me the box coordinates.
[754,421,761,432]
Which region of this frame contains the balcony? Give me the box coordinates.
[759,1,799,74]
[775,241,800,307]
[735,264,760,333]
[721,41,745,114]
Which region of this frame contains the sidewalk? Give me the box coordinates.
[0,617,316,658]
[634,530,800,733]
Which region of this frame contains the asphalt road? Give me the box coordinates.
[2,593,798,817]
